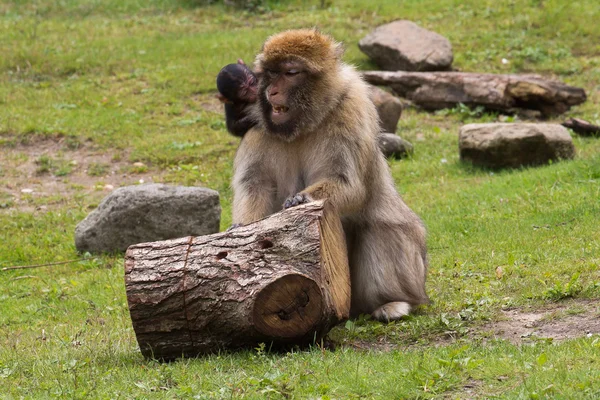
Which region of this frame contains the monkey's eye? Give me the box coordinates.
[285,69,300,76]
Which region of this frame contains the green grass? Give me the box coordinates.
[1,0,600,398]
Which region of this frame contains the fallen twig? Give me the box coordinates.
[1,258,95,272]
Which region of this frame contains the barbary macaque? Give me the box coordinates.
[216,59,258,137]
[232,29,429,321]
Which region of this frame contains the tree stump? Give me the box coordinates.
[124,200,350,359]
[362,71,587,116]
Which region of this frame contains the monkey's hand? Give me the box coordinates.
[216,93,232,104]
[283,192,312,209]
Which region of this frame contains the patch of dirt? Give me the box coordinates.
[0,135,158,211]
[341,300,600,352]
[484,299,600,343]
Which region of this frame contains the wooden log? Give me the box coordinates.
[362,71,586,116]
[561,118,600,136]
[124,200,350,359]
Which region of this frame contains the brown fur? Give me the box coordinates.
[256,29,341,73]
[232,30,429,321]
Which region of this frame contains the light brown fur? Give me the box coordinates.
[232,30,429,320]
[256,29,341,73]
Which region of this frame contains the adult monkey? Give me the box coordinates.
[232,29,429,321]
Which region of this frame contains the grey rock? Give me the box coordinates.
[359,20,453,71]
[459,123,575,169]
[75,184,220,253]
[370,86,403,133]
[378,133,414,159]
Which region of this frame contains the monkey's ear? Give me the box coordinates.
[253,60,264,75]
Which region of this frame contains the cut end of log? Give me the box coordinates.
[253,274,323,338]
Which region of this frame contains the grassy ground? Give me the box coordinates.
[1,0,600,398]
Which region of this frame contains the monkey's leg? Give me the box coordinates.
[350,222,428,322]
[371,302,412,322]
[226,104,256,138]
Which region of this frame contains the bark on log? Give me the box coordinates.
[362,71,586,117]
[124,200,350,359]
[561,118,600,136]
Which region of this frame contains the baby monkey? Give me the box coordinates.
[216,60,258,138]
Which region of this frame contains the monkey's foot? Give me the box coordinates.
[227,223,243,231]
[283,193,311,209]
[372,302,411,322]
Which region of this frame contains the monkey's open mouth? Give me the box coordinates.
[272,105,289,114]
[270,103,292,125]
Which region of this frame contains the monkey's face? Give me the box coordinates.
[217,63,257,103]
[238,69,258,103]
[257,60,315,140]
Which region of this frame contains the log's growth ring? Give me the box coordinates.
[124,200,350,359]
[253,274,323,338]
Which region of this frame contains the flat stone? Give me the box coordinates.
[75,184,220,253]
[459,123,575,169]
[359,20,453,71]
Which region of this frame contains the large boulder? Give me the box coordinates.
[370,86,403,133]
[459,123,575,169]
[378,133,414,159]
[359,20,453,71]
[75,184,221,253]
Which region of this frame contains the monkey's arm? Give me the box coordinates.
[232,166,276,224]
[289,147,368,215]
[294,178,367,216]
[232,134,276,224]
[225,103,257,138]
